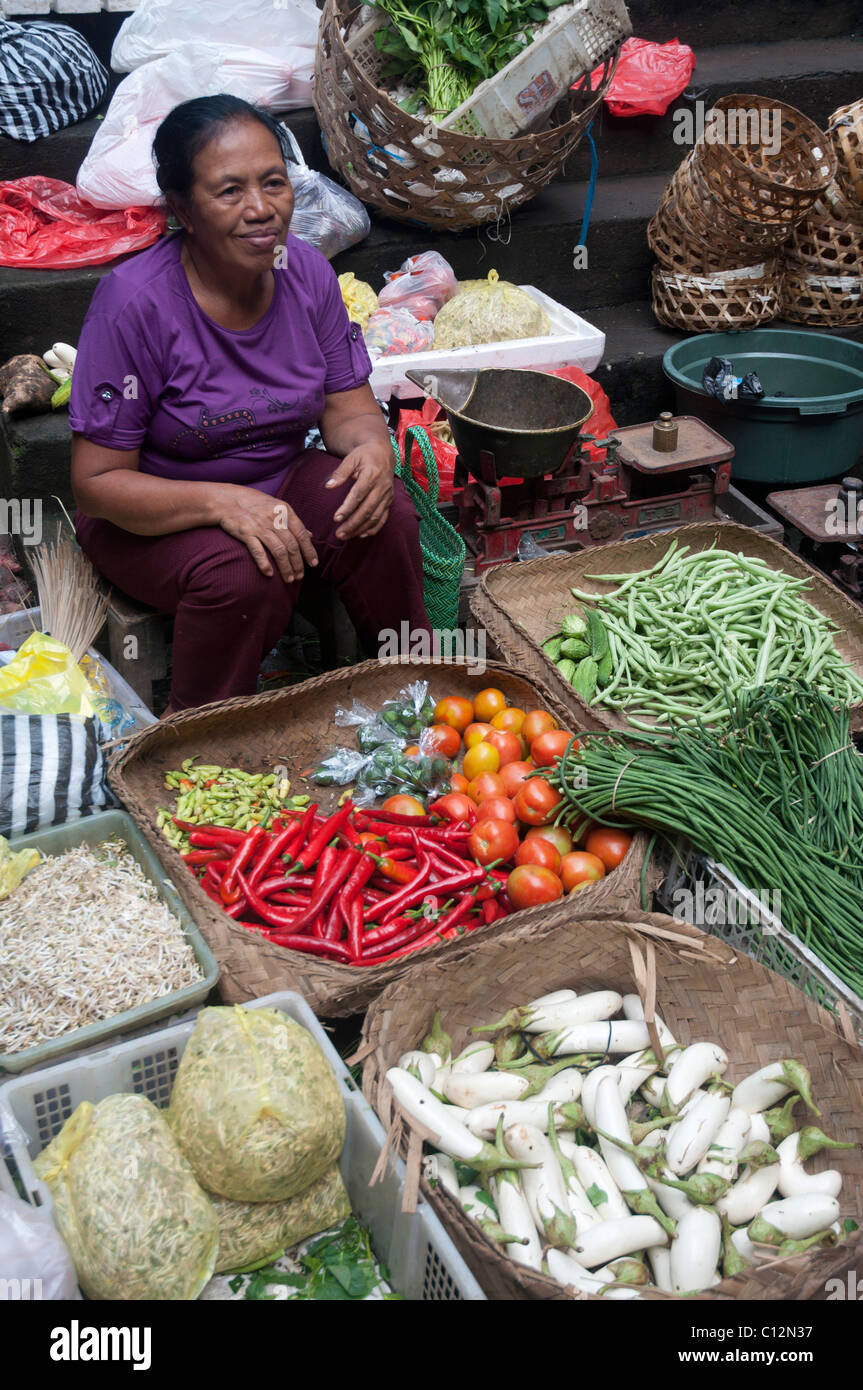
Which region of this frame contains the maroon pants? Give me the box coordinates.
[75,449,431,710]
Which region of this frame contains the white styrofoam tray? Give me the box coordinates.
[369,286,606,401]
[0,991,485,1301]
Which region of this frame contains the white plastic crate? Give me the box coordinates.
[654,838,863,1045]
[370,287,605,401]
[0,991,485,1301]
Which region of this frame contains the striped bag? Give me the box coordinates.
[0,713,115,839]
[0,19,107,142]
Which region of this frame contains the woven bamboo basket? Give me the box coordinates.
[785,199,863,276]
[651,261,780,332]
[692,94,836,234]
[647,180,756,275]
[361,911,863,1300]
[829,99,863,208]
[780,265,863,328]
[811,177,863,229]
[469,522,863,734]
[313,0,617,231]
[675,151,791,253]
[108,658,655,1018]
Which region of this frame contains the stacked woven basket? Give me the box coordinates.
[648,94,863,333]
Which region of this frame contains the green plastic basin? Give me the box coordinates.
[662,329,863,484]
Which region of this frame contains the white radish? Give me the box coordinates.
[570,1144,630,1222]
[730,1060,817,1116]
[621,995,678,1047]
[665,1089,731,1175]
[545,1248,606,1294]
[450,1042,495,1074]
[570,1215,667,1268]
[547,1021,651,1056]
[422,1153,459,1198]
[697,1108,751,1180]
[443,1069,529,1109]
[466,1098,567,1139]
[749,1193,840,1244]
[492,1175,543,1272]
[715,1161,780,1226]
[671,1207,721,1293]
[663,1042,727,1110]
[776,1133,843,1200]
[398,1050,438,1088]
[522,991,623,1034]
[504,1124,571,1241]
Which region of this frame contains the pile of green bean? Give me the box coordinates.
[546,684,863,996]
[156,759,310,852]
[569,540,863,729]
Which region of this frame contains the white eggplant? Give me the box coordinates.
[450,1041,495,1075]
[640,1073,667,1109]
[443,1069,530,1109]
[617,1050,662,1106]
[641,1132,695,1221]
[492,1175,543,1272]
[730,1060,819,1116]
[670,1207,721,1293]
[387,1067,531,1172]
[570,1215,667,1268]
[570,1144,631,1222]
[531,1068,584,1106]
[665,1089,731,1176]
[749,1193,840,1244]
[663,1042,728,1110]
[648,1245,673,1291]
[748,1112,770,1147]
[398,1050,438,1088]
[715,1162,781,1226]
[458,1184,491,1221]
[581,1064,620,1126]
[521,990,623,1034]
[593,1075,675,1233]
[545,1248,606,1294]
[730,1227,758,1265]
[621,995,678,1048]
[504,1123,573,1246]
[697,1108,751,1180]
[528,989,578,1009]
[777,1133,843,1199]
[547,1123,602,1232]
[422,1152,459,1198]
[466,1098,566,1139]
[548,1020,651,1056]
[50,341,77,370]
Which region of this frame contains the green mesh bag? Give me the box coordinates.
[394,426,465,632]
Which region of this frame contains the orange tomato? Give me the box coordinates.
[467,771,506,804]
[476,795,517,824]
[404,745,421,758]
[560,851,606,891]
[464,721,495,749]
[515,837,562,873]
[433,696,474,734]
[522,709,558,745]
[507,865,564,910]
[491,706,526,734]
[499,760,536,798]
[381,794,427,818]
[513,778,563,827]
[422,723,462,759]
[472,687,507,723]
[530,729,578,767]
[584,827,633,871]
[484,729,523,768]
[462,741,501,781]
[450,772,470,794]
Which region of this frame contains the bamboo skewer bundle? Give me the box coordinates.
[29,526,108,661]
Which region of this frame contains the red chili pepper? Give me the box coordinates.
[359,922,460,964]
[363,844,432,924]
[370,854,417,885]
[257,874,317,895]
[380,862,485,920]
[243,846,357,933]
[482,898,504,924]
[420,836,471,869]
[265,933,352,961]
[362,914,413,945]
[337,820,362,849]
[346,895,365,959]
[248,821,303,889]
[236,871,311,932]
[364,808,432,827]
[220,825,267,902]
[362,886,391,904]
[322,893,344,943]
[188,828,246,848]
[378,825,471,848]
[340,852,377,904]
[293,804,352,872]
[181,849,227,866]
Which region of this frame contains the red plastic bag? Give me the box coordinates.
[396,398,457,502]
[0,177,166,269]
[590,38,696,118]
[542,365,617,461]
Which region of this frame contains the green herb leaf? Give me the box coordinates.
[586,1183,607,1208]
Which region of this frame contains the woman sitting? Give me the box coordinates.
[70,94,430,714]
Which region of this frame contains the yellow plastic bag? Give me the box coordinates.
[0,834,40,901]
[211,1166,351,1272]
[338,271,378,331]
[0,632,95,717]
[432,269,550,349]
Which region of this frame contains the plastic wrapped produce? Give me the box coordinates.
[211,1165,351,1272]
[378,251,458,320]
[33,1094,218,1301]
[338,271,379,330]
[168,1006,346,1203]
[433,269,550,348]
[364,308,435,359]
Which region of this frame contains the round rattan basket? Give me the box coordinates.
[785,205,863,277]
[692,94,836,235]
[829,98,863,208]
[313,0,617,231]
[780,265,863,328]
[647,177,757,274]
[652,261,781,332]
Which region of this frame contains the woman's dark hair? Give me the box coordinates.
[152,95,287,201]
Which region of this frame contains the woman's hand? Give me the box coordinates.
[325,440,395,541]
[217,487,317,583]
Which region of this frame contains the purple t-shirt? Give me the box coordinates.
[68,231,373,496]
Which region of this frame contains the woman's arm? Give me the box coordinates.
[320,383,395,541]
[71,436,317,582]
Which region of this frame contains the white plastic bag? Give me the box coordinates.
[280,127,370,259]
[112,0,318,99]
[0,1193,79,1300]
[77,44,300,210]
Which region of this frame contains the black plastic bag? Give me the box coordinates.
[702,356,764,403]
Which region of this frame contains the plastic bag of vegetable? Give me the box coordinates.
[338,271,379,330]
[364,308,435,359]
[432,270,550,349]
[33,1094,218,1301]
[168,1006,346,1204]
[211,1165,351,1273]
[378,251,458,320]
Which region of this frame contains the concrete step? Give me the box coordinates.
[625,0,859,46]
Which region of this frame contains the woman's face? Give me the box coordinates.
[177,117,295,270]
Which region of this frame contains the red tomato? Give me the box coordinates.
[433,696,474,734]
[429,792,477,823]
[515,837,561,873]
[381,794,427,818]
[507,865,564,910]
[560,851,606,892]
[467,772,506,804]
[468,819,519,866]
[513,778,563,827]
[522,709,558,745]
[450,772,470,794]
[525,824,574,857]
[476,796,517,825]
[584,827,633,871]
[530,729,578,767]
[499,761,535,798]
[422,723,462,758]
[464,722,495,749]
[484,729,523,768]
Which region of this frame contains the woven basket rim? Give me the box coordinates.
[698,93,837,194]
